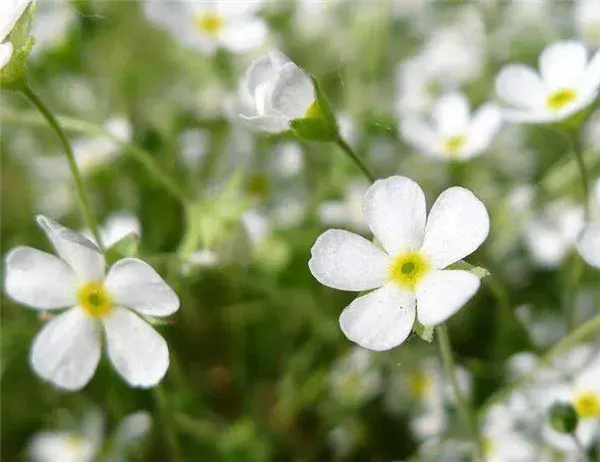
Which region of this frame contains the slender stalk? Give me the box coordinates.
[20,83,104,249]
[437,324,484,461]
[334,136,376,182]
[570,132,590,219]
[564,253,584,330]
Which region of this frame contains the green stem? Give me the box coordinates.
[437,325,484,461]
[334,136,376,182]
[20,83,104,249]
[565,253,584,330]
[570,132,590,219]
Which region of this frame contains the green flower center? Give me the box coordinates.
[77,281,113,318]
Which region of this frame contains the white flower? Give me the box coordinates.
[309,176,489,351]
[238,50,316,134]
[0,0,32,70]
[576,178,600,268]
[575,0,600,46]
[144,0,267,55]
[83,212,141,249]
[495,40,600,123]
[330,346,382,406]
[4,215,179,390]
[400,92,502,160]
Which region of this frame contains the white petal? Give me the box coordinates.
[112,411,152,452]
[577,221,600,268]
[363,176,427,255]
[36,215,105,281]
[4,246,77,309]
[400,117,441,156]
[245,54,275,97]
[416,270,480,326]
[339,283,416,351]
[433,92,470,136]
[0,42,12,70]
[30,308,101,391]
[495,65,546,109]
[501,108,558,124]
[420,187,490,269]
[465,103,503,155]
[220,18,267,53]
[103,308,169,388]
[238,114,289,133]
[271,63,315,119]
[582,50,600,97]
[309,229,390,291]
[104,258,180,317]
[539,40,588,90]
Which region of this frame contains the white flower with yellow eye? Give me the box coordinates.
[4,216,179,391]
[495,40,600,123]
[0,0,32,70]
[575,0,600,46]
[238,50,316,134]
[576,178,600,269]
[144,0,267,55]
[309,176,489,351]
[400,92,502,160]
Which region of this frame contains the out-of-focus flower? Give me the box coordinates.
[575,0,600,46]
[329,346,382,407]
[584,110,600,148]
[309,176,489,351]
[318,179,369,232]
[144,0,267,55]
[178,129,209,170]
[4,216,179,390]
[30,0,76,57]
[495,40,600,123]
[400,92,502,161]
[83,212,141,249]
[576,178,600,268]
[0,0,32,70]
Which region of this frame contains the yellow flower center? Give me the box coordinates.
[442,135,467,156]
[389,252,429,289]
[304,100,320,119]
[546,88,577,111]
[573,390,600,418]
[194,12,224,37]
[408,368,432,399]
[77,281,113,318]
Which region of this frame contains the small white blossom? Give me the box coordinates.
[83,212,141,249]
[0,0,32,70]
[309,176,489,351]
[4,216,179,390]
[495,40,600,123]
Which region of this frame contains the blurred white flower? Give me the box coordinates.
[400,92,502,160]
[330,346,382,406]
[318,178,369,231]
[83,212,141,249]
[179,129,209,169]
[272,141,304,178]
[0,0,32,70]
[238,50,316,134]
[394,56,438,117]
[292,0,340,40]
[30,0,76,57]
[584,110,600,148]
[575,0,600,46]
[4,216,179,390]
[309,176,489,351]
[144,0,267,55]
[495,40,600,123]
[576,178,600,269]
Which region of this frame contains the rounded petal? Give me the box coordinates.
[36,215,105,281]
[465,103,503,155]
[539,40,588,90]
[363,176,427,255]
[30,308,101,391]
[104,258,180,317]
[339,283,416,351]
[495,64,546,109]
[577,221,600,268]
[271,63,315,119]
[4,246,77,309]
[245,54,275,97]
[433,92,470,136]
[420,187,490,269]
[103,308,169,388]
[309,229,390,291]
[582,50,600,97]
[416,270,480,326]
[220,18,267,53]
[238,114,289,133]
[0,42,13,70]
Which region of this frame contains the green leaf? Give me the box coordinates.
[448,260,490,279]
[105,232,139,266]
[290,117,336,142]
[413,321,434,343]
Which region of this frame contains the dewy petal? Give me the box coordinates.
[339,283,416,351]
[420,187,490,269]
[104,258,180,317]
[0,42,13,70]
[270,63,315,119]
[30,307,101,391]
[103,308,169,388]
[239,114,289,133]
[495,64,546,109]
[4,246,78,309]
[581,49,600,97]
[539,40,588,90]
[363,176,427,255]
[433,92,470,136]
[577,221,600,268]
[309,229,390,291]
[415,270,480,326]
[36,215,105,281]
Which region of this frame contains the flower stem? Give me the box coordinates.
[334,136,376,182]
[437,324,484,461]
[20,83,104,249]
[570,132,590,219]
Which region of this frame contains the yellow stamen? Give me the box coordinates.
[304,101,320,119]
[408,368,432,399]
[77,281,113,318]
[194,12,223,37]
[546,88,577,111]
[573,390,600,418]
[389,252,429,289]
[443,135,467,156]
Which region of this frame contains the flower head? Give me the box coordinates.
[309,176,489,351]
[4,215,180,390]
[495,40,600,123]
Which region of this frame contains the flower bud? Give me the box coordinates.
[549,402,579,434]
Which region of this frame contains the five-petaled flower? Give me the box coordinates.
[4,215,180,391]
[309,176,489,351]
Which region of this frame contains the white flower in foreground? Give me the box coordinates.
[0,0,31,70]
[238,50,316,134]
[400,92,502,160]
[495,40,600,123]
[4,216,179,390]
[575,0,600,46]
[144,0,266,55]
[576,178,600,268]
[309,176,489,351]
